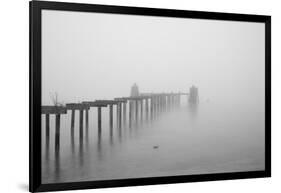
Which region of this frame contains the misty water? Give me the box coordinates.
[40,10,266,184]
[41,99,264,184]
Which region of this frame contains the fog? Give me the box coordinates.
[42,10,265,108]
[41,10,265,183]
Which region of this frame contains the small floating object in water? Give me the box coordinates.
[153,145,159,149]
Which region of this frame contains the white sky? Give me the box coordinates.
[42,10,265,109]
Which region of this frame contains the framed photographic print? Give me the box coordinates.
[29,1,271,192]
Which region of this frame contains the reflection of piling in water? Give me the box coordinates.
[54,150,60,181]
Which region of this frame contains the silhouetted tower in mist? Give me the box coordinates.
[130,83,139,97]
[188,85,199,104]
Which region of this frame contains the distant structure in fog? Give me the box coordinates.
[130,83,139,97]
[189,85,199,104]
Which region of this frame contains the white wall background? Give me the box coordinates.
[0,0,278,192]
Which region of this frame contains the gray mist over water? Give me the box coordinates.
[41,10,265,183]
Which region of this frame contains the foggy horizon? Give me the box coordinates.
[42,10,265,109]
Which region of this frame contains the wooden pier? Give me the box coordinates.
[65,103,90,149]
[41,106,67,156]
[41,86,198,155]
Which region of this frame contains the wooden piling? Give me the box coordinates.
[116,103,119,127]
[55,114,61,153]
[70,110,75,139]
[85,109,89,130]
[160,96,162,112]
[79,109,84,146]
[109,104,113,130]
[98,107,102,135]
[135,100,138,124]
[157,96,159,113]
[153,97,156,118]
[129,101,132,128]
[42,106,67,157]
[163,95,166,111]
[45,114,50,147]
[140,99,143,121]
[145,99,149,121]
[118,103,122,129]
[123,102,126,125]
[169,95,172,109]
[154,97,157,115]
[158,96,160,114]
[150,97,153,120]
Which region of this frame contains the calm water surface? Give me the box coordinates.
[41,101,264,183]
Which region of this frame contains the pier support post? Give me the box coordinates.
[85,109,89,129]
[98,107,102,136]
[118,103,122,129]
[42,106,66,158]
[161,95,164,112]
[70,110,75,140]
[129,101,132,128]
[116,103,119,128]
[189,86,199,105]
[135,100,139,124]
[167,95,170,110]
[140,99,143,122]
[145,98,149,121]
[97,108,102,146]
[150,97,154,120]
[109,104,113,130]
[79,110,84,146]
[163,95,167,112]
[155,96,158,116]
[123,102,126,125]
[46,114,50,147]
[55,114,61,154]
[85,109,89,143]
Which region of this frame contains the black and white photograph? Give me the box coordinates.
[0,0,277,193]
[40,8,266,184]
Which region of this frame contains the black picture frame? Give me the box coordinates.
[29,1,271,192]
